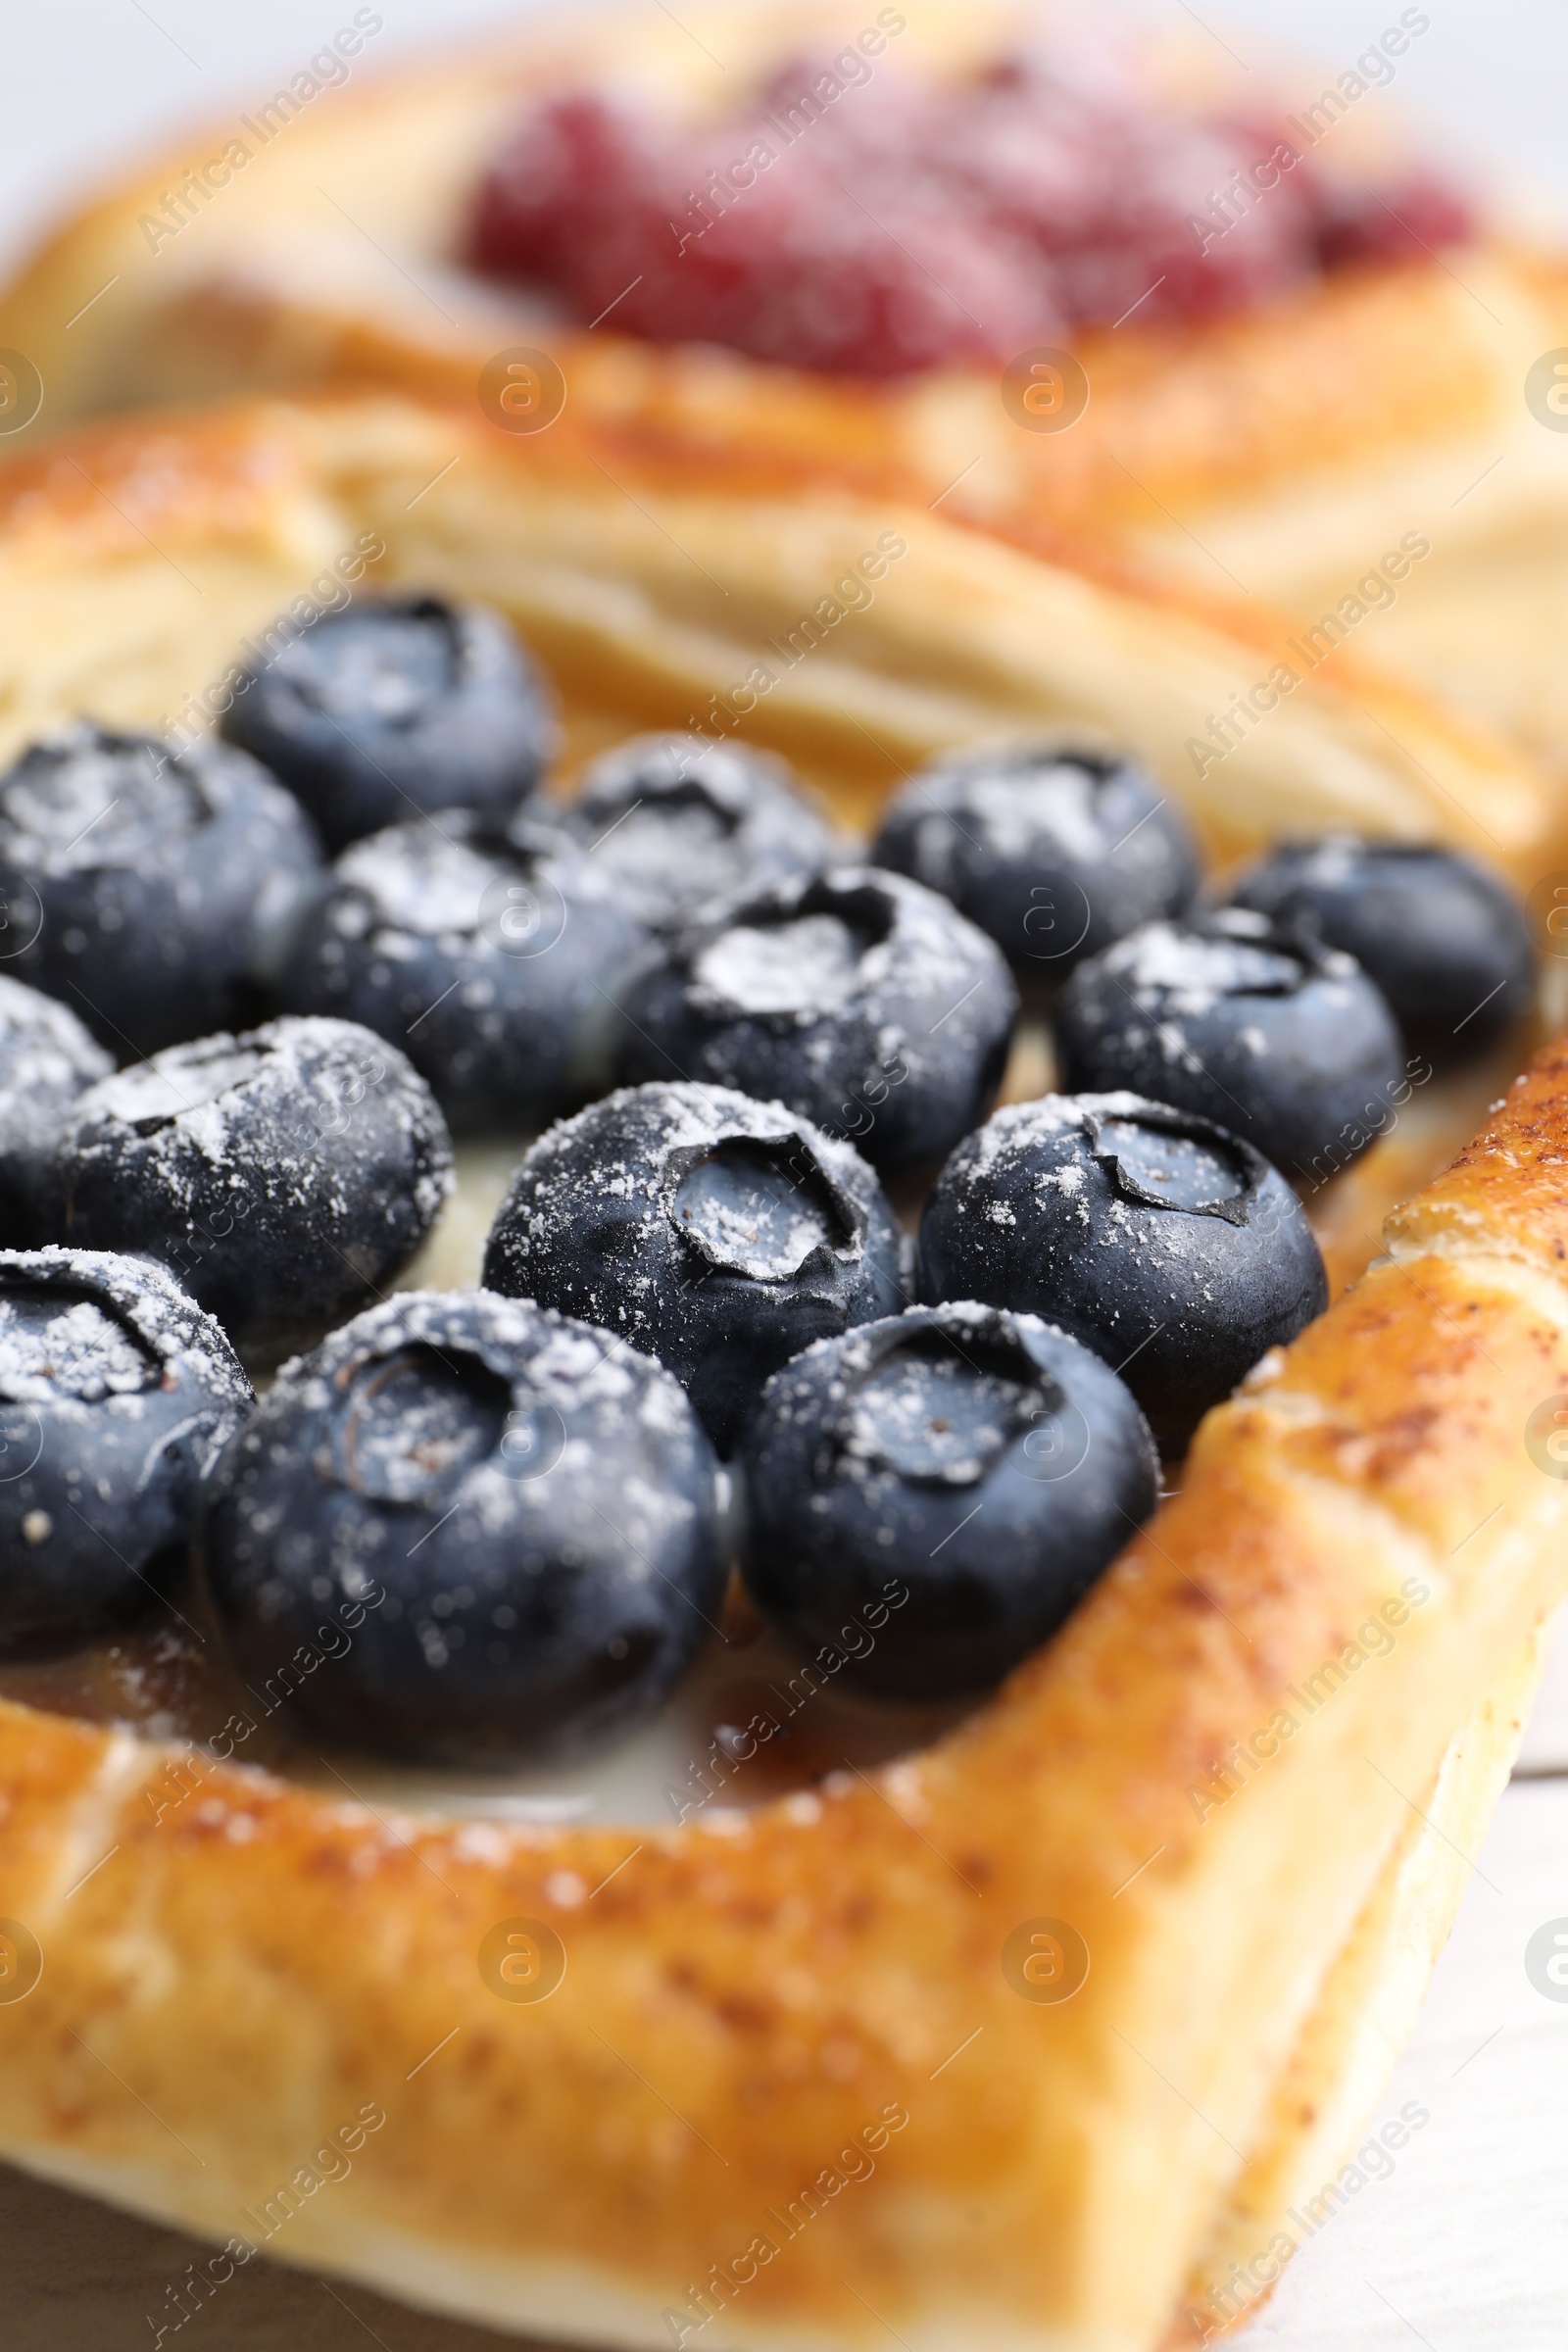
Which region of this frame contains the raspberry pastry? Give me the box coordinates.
[0,391,1558,2352]
[7,2,1568,783]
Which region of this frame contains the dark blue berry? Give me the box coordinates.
[0,724,320,1057]
[1056,909,1405,1180]
[917,1094,1327,1452]
[200,1290,724,1765]
[0,977,111,1245]
[275,814,650,1132]
[615,866,1018,1179]
[1225,836,1533,1071]
[48,1017,453,1361]
[0,1249,251,1657]
[220,595,551,851]
[740,1302,1156,1702]
[871,741,1199,974]
[546,732,843,932]
[482,1082,904,1454]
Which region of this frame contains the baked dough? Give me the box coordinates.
[1,974,1565,2352]
[0,393,1552,870]
[0,386,1559,2346]
[7,2,1568,782]
[0,382,1547,1284]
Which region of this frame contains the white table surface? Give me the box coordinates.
[3,2,1568,2345]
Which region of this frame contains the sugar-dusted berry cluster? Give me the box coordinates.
[0,592,1532,1772]
[468,36,1472,373]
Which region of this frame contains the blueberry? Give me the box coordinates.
[48,1017,453,1360]
[871,741,1199,975]
[200,1290,723,1765]
[740,1301,1156,1703]
[483,1081,904,1453]
[547,732,843,932]
[0,1248,251,1657]
[275,814,650,1132]
[1225,836,1534,1071]
[615,867,1018,1179]
[1056,910,1405,1181]
[916,1094,1327,1452]
[0,723,321,1057]
[220,595,552,851]
[0,977,111,1245]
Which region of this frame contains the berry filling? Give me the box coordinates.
[872,742,1200,975]
[916,1094,1327,1453]
[47,1016,454,1361]
[1224,836,1535,1072]
[1056,909,1406,1180]
[220,594,552,851]
[466,45,1474,374]
[483,1082,902,1455]
[741,1304,1157,1700]
[0,1250,251,1658]
[0,724,320,1058]
[617,868,1018,1179]
[548,734,841,934]
[0,605,1534,1783]
[201,1291,724,1767]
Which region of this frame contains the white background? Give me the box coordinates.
[1,5,1567,2349]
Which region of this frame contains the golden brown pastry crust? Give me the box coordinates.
[0,0,1532,530]
[0,392,1553,875]
[10,0,1568,797]
[2,1039,1566,2352]
[0,387,1559,2350]
[0,380,1544,1308]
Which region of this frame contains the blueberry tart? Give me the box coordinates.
[48,1016,453,1357]
[871,741,1200,976]
[742,1301,1157,1700]
[547,732,842,932]
[615,866,1018,1179]
[0,1247,250,1655]
[220,594,552,851]
[0,976,111,1245]
[1056,909,1406,1181]
[482,1081,903,1453]
[0,372,1564,2352]
[0,723,320,1057]
[201,1289,723,1766]
[1225,836,1534,1072]
[276,814,649,1131]
[917,1094,1328,1452]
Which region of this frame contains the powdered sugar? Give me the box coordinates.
[695,911,864,1019]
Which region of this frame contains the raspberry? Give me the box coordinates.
[468,93,675,288]
[466,53,1475,373]
[1310,170,1476,270]
[633,166,1063,375]
[753,52,945,165]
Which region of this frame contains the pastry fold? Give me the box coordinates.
[0,395,1552,875]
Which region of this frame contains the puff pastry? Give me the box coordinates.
[8,1,1568,785]
[0,381,1549,1277]
[0,393,1552,870]
[0,388,1559,2348]
[1,960,1564,2352]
